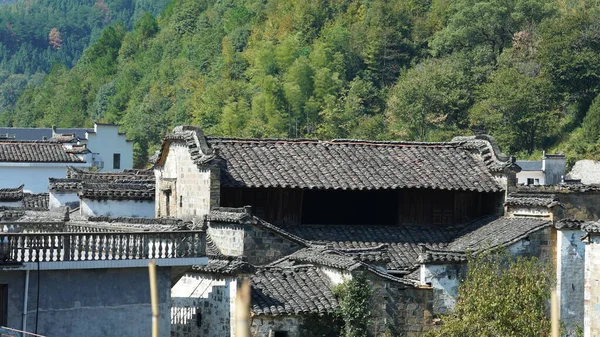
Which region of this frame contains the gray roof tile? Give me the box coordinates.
[0,142,85,163]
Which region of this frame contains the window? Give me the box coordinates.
[113,153,121,169]
[534,179,540,185]
[273,332,288,337]
[527,178,535,185]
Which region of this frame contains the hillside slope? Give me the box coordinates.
[0,0,169,111]
[6,0,600,166]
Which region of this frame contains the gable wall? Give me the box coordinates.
[155,143,220,220]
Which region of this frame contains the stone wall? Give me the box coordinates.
[517,186,600,221]
[171,273,237,337]
[155,143,220,221]
[584,233,600,337]
[208,222,303,265]
[0,267,171,337]
[557,228,585,334]
[365,273,433,337]
[251,316,302,337]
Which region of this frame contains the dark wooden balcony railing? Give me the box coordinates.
[0,231,205,263]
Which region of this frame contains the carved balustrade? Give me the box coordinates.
[0,230,205,262]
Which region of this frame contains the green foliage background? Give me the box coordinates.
[2,0,600,165]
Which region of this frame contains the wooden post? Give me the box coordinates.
[551,289,559,337]
[149,260,159,337]
[236,279,251,337]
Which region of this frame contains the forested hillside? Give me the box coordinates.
[0,0,169,111]
[4,0,600,166]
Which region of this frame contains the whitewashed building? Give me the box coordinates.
[516,153,566,185]
[0,123,133,172]
[0,141,93,193]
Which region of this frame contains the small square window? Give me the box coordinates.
[113,153,121,169]
[527,178,534,185]
[273,331,288,337]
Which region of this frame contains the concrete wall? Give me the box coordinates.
[80,198,155,217]
[207,222,303,265]
[49,191,79,210]
[155,143,220,221]
[171,273,237,337]
[517,170,545,186]
[557,228,585,334]
[86,124,133,172]
[0,165,89,193]
[584,234,600,337]
[0,267,171,337]
[544,157,566,185]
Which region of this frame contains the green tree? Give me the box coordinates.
[469,66,558,154]
[430,0,556,58]
[386,56,472,141]
[426,249,552,337]
[334,274,372,337]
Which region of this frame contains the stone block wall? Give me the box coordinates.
[365,273,433,337]
[208,222,303,265]
[584,234,600,337]
[155,143,220,220]
[171,273,237,337]
[251,316,302,337]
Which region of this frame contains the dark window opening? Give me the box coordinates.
[113,153,121,169]
[0,284,7,326]
[273,332,288,337]
[301,190,397,225]
[164,191,171,217]
[179,196,183,208]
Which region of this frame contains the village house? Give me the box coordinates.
[153,126,584,337]
[0,123,134,172]
[516,152,566,185]
[0,141,94,193]
[0,206,207,337]
[48,166,155,217]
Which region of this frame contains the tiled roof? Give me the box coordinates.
[69,216,190,232]
[281,223,458,271]
[516,160,543,171]
[422,217,551,262]
[0,142,85,163]
[49,178,82,191]
[0,185,24,201]
[207,207,310,246]
[582,221,600,233]
[271,247,363,270]
[0,127,91,141]
[555,218,586,229]
[209,138,503,192]
[66,166,153,181]
[505,193,562,208]
[192,258,255,275]
[157,126,515,193]
[250,266,338,316]
[79,182,155,200]
[22,193,49,210]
